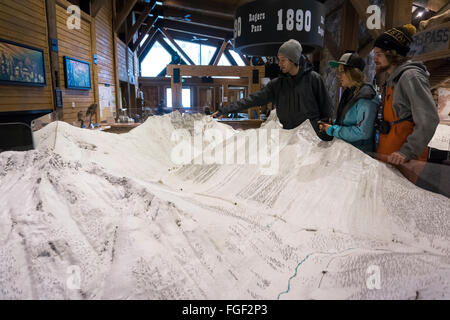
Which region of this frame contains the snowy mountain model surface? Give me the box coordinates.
[1,112,449,299]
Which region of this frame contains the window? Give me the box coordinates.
[229,50,246,66]
[218,55,231,66]
[175,40,199,65]
[166,88,192,108]
[161,38,219,65]
[201,44,216,65]
[182,88,191,108]
[141,41,171,77]
[140,34,149,48]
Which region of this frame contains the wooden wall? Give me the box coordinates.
[94,0,117,121]
[0,0,53,112]
[0,0,132,125]
[56,0,95,124]
[117,39,127,82]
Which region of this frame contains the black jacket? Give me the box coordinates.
[219,56,334,141]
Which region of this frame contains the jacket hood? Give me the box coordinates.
[388,61,429,84]
[335,83,377,125]
[355,83,377,100]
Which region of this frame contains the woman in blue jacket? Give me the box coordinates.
[319,53,380,153]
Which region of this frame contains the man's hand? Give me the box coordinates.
[212,111,224,119]
[387,152,408,165]
[318,120,331,133]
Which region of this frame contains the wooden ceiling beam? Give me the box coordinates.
[131,16,159,52]
[160,28,196,65]
[162,0,235,19]
[126,0,156,45]
[155,32,188,65]
[138,27,158,58]
[160,19,233,40]
[91,0,109,18]
[213,40,229,66]
[114,0,138,33]
[159,6,233,31]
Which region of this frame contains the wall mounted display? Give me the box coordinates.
[0,38,46,86]
[63,56,91,90]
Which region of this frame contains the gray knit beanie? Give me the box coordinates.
[278,39,303,64]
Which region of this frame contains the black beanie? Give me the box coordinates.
[374,24,417,56]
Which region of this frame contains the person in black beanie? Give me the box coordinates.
[373,24,439,184]
[212,39,334,141]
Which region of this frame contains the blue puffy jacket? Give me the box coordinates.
[326,84,380,153]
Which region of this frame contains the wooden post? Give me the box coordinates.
[223,83,229,107]
[386,0,413,29]
[170,65,182,110]
[247,65,264,119]
[125,16,131,113]
[114,0,138,32]
[126,0,155,44]
[45,0,61,119]
[213,40,228,66]
[112,0,121,119]
[90,16,100,123]
[340,1,359,54]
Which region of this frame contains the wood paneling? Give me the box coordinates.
[56,3,94,124]
[117,39,127,81]
[127,47,134,83]
[94,0,117,121]
[0,0,53,113]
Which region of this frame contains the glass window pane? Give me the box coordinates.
[141,41,172,77]
[165,88,191,108]
[182,88,191,108]
[229,50,246,66]
[200,44,216,65]
[140,34,149,48]
[175,39,200,65]
[218,55,231,66]
[166,88,172,108]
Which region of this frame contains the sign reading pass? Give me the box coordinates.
[409,24,450,56]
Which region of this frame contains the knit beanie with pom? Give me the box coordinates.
[373,24,417,56]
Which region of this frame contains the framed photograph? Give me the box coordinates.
[63,56,91,90]
[0,38,46,86]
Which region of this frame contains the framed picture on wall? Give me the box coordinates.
[63,56,91,90]
[0,38,46,86]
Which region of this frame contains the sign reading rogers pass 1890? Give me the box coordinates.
[234,0,325,56]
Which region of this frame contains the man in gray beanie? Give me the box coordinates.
[278,39,303,67]
[214,39,333,141]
